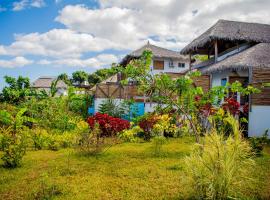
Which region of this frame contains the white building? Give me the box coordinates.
[181,19,270,137]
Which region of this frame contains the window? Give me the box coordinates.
[153,60,164,70]
[178,63,185,68]
[169,60,174,68]
[221,78,227,86]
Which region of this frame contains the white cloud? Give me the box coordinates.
[0,57,33,68]
[37,54,119,68]
[3,0,270,69]
[13,0,45,11]
[2,29,121,58]
[31,0,45,8]
[13,0,28,11]
[57,0,270,50]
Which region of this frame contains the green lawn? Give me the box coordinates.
[0,137,269,200]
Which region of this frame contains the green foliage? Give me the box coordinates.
[1,76,31,104]
[31,173,63,200]
[72,71,88,85]
[194,54,209,62]
[0,127,27,168]
[151,136,166,156]
[67,87,93,118]
[118,125,143,142]
[31,128,50,150]
[22,98,80,131]
[249,130,269,156]
[98,98,125,118]
[76,122,119,156]
[184,115,255,199]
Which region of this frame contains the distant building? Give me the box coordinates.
[90,42,191,116]
[121,41,190,75]
[32,76,68,96]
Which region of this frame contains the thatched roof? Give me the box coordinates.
[121,42,188,65]
[181,19,270,54]
[201,43,270,74]
[32,76,67,89]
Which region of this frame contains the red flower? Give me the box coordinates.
[87,113,130,136]
[222,97,240,116]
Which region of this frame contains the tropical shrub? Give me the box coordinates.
[76,122,117,155]
[31,128,50,150]
[249,130,269,155]
[138,114,159,141]
[118,125,143,142]
[0,127,27,168]
[222,97,240,116]
[22,98,80,132]
[184,115,255,199]
[98,99,125,118]
[87,113,130,137]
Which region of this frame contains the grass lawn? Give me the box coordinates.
[0,137,270,200]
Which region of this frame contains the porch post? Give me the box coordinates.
[214,40,218,63]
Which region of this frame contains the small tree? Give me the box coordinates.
[72,71,88,85]
[1,76,31,104]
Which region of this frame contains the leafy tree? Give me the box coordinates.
[58,73,71,86]
[1,76,31,104]
[88,73,102,85]
[72,71,88,85]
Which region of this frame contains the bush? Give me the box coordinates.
[0,128,27,168]
[184,115,255,199]
[31,128,50,150]
[118,125,143,142]
[87,113,130,137]
[249,130,269,155]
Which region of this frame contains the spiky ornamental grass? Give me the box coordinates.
[184,115,255,200]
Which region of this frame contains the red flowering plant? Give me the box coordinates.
[222,97,240,116]
[87,113,130,137]
[138,114,159,141]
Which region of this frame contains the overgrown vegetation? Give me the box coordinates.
[0,50,269,199]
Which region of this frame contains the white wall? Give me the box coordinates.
[248,105,270,137]
[151,59,189,75]
[211,69,248,87]
[144,102,158,113]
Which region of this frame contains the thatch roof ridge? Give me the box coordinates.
[201,43,270,74]
[32,76,67,88]
[125,42,188,60]
[181,19,270,54]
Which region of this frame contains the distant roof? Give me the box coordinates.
[32,76,67,88]
[201,43,270,74]
[181,19,270,54]
[121,42,188,65]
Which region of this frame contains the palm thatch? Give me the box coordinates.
[201,43,270,74]
[121,42,188,65]
[181,19,270,54]
[32,76,67,89]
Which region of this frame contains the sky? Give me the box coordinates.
[0,0,270,89]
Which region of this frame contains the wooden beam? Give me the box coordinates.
[214,40,218,63]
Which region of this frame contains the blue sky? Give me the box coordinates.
[0,0,270,90]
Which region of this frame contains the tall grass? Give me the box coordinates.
[184,115,255,199]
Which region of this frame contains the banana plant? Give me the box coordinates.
[0,108,36,135]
